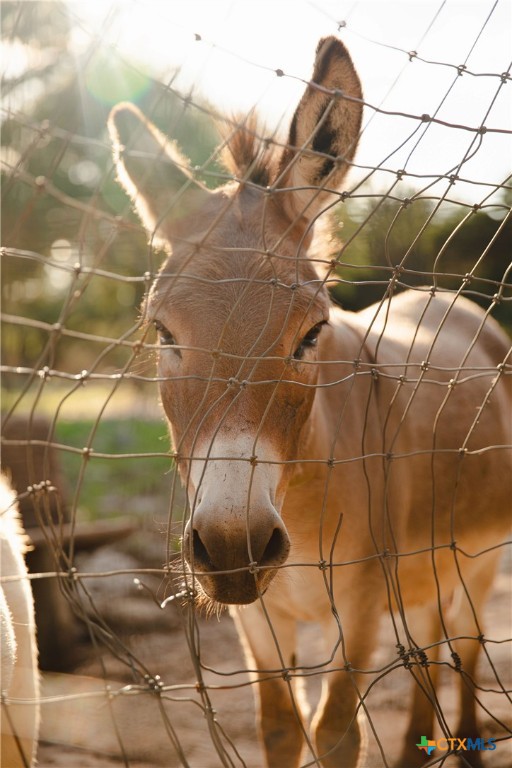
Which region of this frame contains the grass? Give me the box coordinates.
[54,417,178,523]
[3,381,184,525]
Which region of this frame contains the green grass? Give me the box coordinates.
[55,418,179,523]
[3,381,183,524]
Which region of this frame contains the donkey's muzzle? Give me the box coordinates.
[183,509,290,604]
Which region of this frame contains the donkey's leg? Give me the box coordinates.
[311,670,368,768]
[398,604,442,768]
[310,595,380,768]
[231,602,305,768]
[448,553,502,768]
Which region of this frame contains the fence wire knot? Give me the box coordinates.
[38,366,51,381]
[396,644,413,670]
[27,480,53,497]
[144,674,164,692]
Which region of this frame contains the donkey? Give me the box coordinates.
[109,37,511,768]
[1,474,40,768]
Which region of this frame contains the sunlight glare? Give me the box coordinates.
[67,0,511,204]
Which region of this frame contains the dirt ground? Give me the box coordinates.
[35,544,511,768]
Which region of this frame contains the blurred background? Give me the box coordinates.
[1,2,511,764]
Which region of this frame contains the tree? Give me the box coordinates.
[2,1,221,375]
[329,188,511,334]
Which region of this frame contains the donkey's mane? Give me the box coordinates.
[219,113,280,187]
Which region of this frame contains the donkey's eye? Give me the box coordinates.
[153,321,180,355]
[293,322,326,360]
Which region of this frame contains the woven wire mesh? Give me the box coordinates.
[1,2,511,767]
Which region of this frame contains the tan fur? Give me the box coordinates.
[109,36,511,768]
[219,112,278,187]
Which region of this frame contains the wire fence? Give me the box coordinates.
[1,2,511,767]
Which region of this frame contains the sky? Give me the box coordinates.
[66,0,511,205]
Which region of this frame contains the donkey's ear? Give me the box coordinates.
[108,103,210,237]
[277,37,363,225]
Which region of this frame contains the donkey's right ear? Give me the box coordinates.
[276,38,363,226]
[108,103,209,236]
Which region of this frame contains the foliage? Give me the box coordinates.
[1,1,221,376]
[330,190,512,333]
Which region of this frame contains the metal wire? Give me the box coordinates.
[1,2,511,766]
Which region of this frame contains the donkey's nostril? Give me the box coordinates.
[187,518,290,575]
[192,529,212,570]
[260,527,289,567]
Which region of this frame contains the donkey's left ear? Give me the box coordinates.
[108,102,210,238]
[276,37,363,225]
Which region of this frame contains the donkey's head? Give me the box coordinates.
[109,37,362,604]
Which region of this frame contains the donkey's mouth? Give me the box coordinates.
[189,566,277,606]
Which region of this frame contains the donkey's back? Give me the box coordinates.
[355,289,511,547]
[346,289,511,764]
